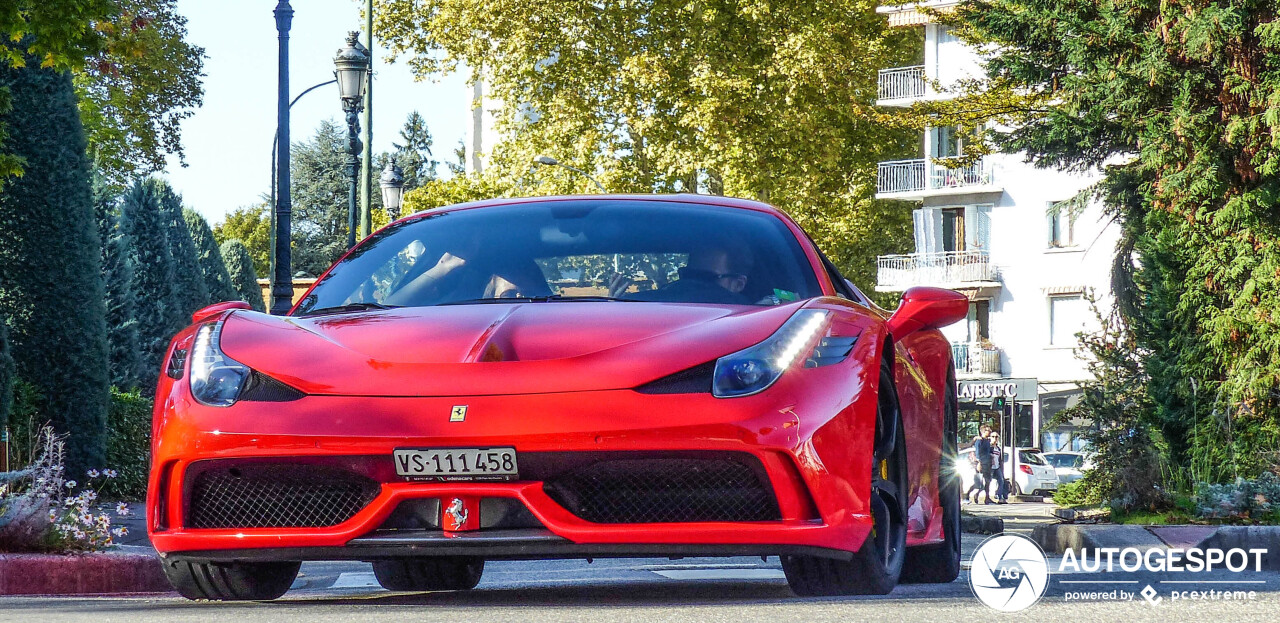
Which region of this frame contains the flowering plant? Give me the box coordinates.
[0,427,130,552]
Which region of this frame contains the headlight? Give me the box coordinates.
[712,309,830,398]
[189,321,250,407]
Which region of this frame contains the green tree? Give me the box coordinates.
[94,179,143,390]
[292,120,359,276]
[220,239,265,312]
[0,60,110,473]
[393,110,436,191]
[947,0,1280,480]
[1,1,204,189]
[375,0,917,293]
[157,182,209,321]
[212,203,271,277]
[184,208,237,304]
[75,0,205,188]
[121,178,177,392]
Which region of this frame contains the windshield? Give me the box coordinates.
[1044,453,1083,469]
[1018,450,1047,466]
[293,200,823,315]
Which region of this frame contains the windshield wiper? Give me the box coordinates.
[297,302,402,317]
[437,295,638,306]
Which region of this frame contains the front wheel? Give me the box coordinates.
[372,557,484,591]
[783,356,907,596]
[901,364,962,583]
[162,559,300,601]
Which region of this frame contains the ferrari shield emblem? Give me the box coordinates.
[450,405,468,422]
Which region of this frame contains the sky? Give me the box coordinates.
[163,0,469,225]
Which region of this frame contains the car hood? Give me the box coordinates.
[218,302,802,397]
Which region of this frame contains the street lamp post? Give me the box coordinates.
[533,155,607,192]
[380,159,406,220]
[334,32,370,250]
[271,0,295,316]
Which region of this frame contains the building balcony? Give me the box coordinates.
[952,341,1003,379]
[877,65,926,106]
[875,157,1001,200]
[875,250,1001,292]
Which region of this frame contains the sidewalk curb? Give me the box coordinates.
[1030,524,1165,554]
[1197,526,1280,571]
[962,515,1004,534]
[0,550,172,595]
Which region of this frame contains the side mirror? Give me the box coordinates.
[886,286,968,338]
[192,301,252,325]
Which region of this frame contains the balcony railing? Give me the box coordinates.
[952,342,1002,376]
[876,250,998,290]
[878,65,926,101]
[876,158,996,195]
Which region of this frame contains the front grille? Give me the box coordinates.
[186,463,380,529]
[543,454,780,523]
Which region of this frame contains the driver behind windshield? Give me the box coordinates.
[627,239,754,305]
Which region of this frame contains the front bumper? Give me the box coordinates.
[148,383,877,561]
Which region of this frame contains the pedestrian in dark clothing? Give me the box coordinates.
[965,436,985,503]
[975,425,994,504]
[991,432,1009,503]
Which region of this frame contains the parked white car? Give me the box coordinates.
[1042,451,1093,485]
[957,446,1059,497]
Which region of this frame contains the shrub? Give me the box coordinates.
[1195,473,1280,522]
[6,383,150,501]
[101,389,151,500]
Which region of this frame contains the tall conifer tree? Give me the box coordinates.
[122,179,178,392]
[95,182,143,390]
[0,61,109,472]
[220,239,266,312]
[184,208,237,304]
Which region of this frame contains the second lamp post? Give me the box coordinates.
[334,31,370,249]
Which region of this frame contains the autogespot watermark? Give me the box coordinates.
[1060,546,1267,607]
[969,533,1051,612]
[969,533,1269,612]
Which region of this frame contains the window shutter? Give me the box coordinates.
[966,204,992,250]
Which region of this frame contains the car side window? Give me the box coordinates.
[816,250,860,301]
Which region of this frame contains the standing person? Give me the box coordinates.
[991,432,1009,503]
[965,435,985,503]
[974,424,994,504]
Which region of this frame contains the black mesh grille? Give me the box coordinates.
[239,371,306,402]
[633,361,714,394]
[543,455,780,523]
[186,463,379,529]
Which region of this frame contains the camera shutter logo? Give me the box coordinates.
[969,533,1050,612]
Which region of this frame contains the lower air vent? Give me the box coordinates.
[186,463,379,529]
[239,371,305,402]
[543,453,780,523]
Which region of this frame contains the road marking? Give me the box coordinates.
[331,572,381,588]
[652,569,786,580]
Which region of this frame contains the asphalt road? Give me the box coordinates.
[4,530,1280,622]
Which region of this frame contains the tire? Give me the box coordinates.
[161,558,299,601]
[901,364,962,584]
[783,355,907,596]
[372,557,484,591]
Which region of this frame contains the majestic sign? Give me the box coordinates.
[957,378,1037,403]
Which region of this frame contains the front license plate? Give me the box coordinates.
[393,447,518,482]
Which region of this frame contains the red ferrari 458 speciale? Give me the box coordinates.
[148,194,968,600]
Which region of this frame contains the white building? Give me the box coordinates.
[876,1,1119,452]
